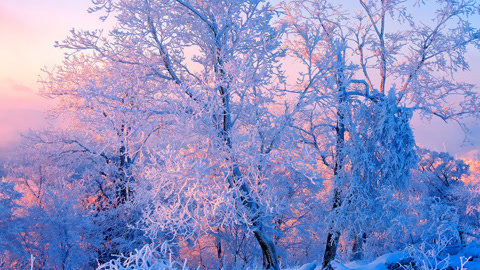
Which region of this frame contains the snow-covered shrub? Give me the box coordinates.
[404,240,480,270]
[97,244,188,270]
[406,236,452,270]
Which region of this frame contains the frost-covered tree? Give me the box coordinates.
[282,0,480,266]
[410,148,474,245]
[0,177,22,269]
[461,157,480,239]
[54,0,286,268]
[41,55,163,206]
[2,138,98,269]
[40,54,168,262]
[417,148,469,203]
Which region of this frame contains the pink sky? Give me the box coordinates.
[0,0,479,158]
[0,0,96,153]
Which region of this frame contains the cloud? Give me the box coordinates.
[1,79,36,93]
[0,80,49,151]
[0,79,46,104]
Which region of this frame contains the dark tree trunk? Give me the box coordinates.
[230,166,280,270]
[322,49,347,269]
[322,189,342,269]
[351,232,366,261]
[215,228,223,269]
[215,37,279,268]
[323,231,340,269]
[254,227,280,270]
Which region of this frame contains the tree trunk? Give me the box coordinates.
[323,49,347,269]
[230,166,280,270]
[254,227,280,270]
[215,228,223,269]
[216,52,279,269]
[323,231,340,269]
[322,189,342,269]
[351,232,366,261]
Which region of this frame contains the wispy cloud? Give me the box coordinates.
[0,80,48,151]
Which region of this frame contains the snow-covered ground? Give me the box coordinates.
[322,242,480,270]
[98,242,480,270]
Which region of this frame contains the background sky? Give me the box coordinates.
[0,0,96,156]
[1,0,480,161]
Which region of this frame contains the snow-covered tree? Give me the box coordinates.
[39,52,173,262]
[282,0,480,266]
[0,177,22,269]
[53,0,287,268]
[417,148,469,203]
[2,138,98,269]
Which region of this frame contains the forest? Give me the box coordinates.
[1,0,480,269]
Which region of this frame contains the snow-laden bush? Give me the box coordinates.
[97,244,188,270]
[405,237,475,270]
[406,236,452,270]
